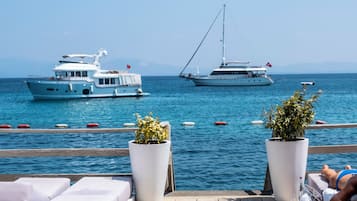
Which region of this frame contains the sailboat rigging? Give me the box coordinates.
[179,4,274,86]
[179,6,224,77]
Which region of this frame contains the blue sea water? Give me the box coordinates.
[0,74,357,190]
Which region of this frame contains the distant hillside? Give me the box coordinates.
[1,58,357,78]
[269,62,357,74]
[103,59,181,76]
[0,58,53,78]
[0,58,182,78]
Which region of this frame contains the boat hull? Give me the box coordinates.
[26,80,148,100]
[191,76,273,86]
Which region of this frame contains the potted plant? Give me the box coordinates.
[264,90,319,201]
[128,112,170,201]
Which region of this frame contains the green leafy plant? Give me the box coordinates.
[264,90,319,141]
[134,112,168,144]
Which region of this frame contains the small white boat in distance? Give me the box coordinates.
[26,49,149,100]
[301,81,315,86]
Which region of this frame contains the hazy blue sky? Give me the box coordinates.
[1,0,357,77]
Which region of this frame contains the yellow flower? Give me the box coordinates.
[134,113,168,144]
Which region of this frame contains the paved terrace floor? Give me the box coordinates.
[164,191,275,201]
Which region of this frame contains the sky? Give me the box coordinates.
[1,0,357,77]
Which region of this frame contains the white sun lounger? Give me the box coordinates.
[51,194,118,201]
[51,176,132,201]
[0,182,48,201]
[0,177,70,201]
[15,177,70,200]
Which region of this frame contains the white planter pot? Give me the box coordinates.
[266,138,309,201]
[129,140,171,201]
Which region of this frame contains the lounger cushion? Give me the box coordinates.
[15,177,70,200]
[0,182,48,201]
[323,188,338,201]
[53,177,132,201]
[307,173,328,194]
[51,194,117,201]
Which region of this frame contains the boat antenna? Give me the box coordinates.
[179,5,224,77]
[93,49,108,66]
[221,4,226,66]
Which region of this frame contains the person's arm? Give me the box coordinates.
[331,175,357,201]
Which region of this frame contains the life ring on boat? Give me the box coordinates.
[215,121,227,126]
[87,123,99,128]
[17,124,30,129]
[0,124,11,129]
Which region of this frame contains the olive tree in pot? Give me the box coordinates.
[264,90,319,201]
[128,113,170,201]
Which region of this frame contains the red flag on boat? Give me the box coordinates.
[126,64,131,69]
[265,62,272,67]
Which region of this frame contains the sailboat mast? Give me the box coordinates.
[179,6,224,77]
[221,4,226,66]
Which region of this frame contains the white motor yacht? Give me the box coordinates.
[26,49,149,100]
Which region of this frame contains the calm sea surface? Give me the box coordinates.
[0,74,356,190]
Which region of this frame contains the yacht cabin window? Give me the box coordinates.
[211,71,248,75]
[98,78,117,86]
[98,75,141,86]
[55,71,88,79]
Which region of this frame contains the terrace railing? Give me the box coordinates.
[2,122,356,195]
[0,122,176,194]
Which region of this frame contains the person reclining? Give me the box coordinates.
[321,164,357,201]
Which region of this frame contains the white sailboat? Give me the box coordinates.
[180,4,273,86]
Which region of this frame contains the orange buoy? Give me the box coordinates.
[87,123,99,128]
[0,124,11,129]
[215,121,228,126]
[17,124,30,129]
